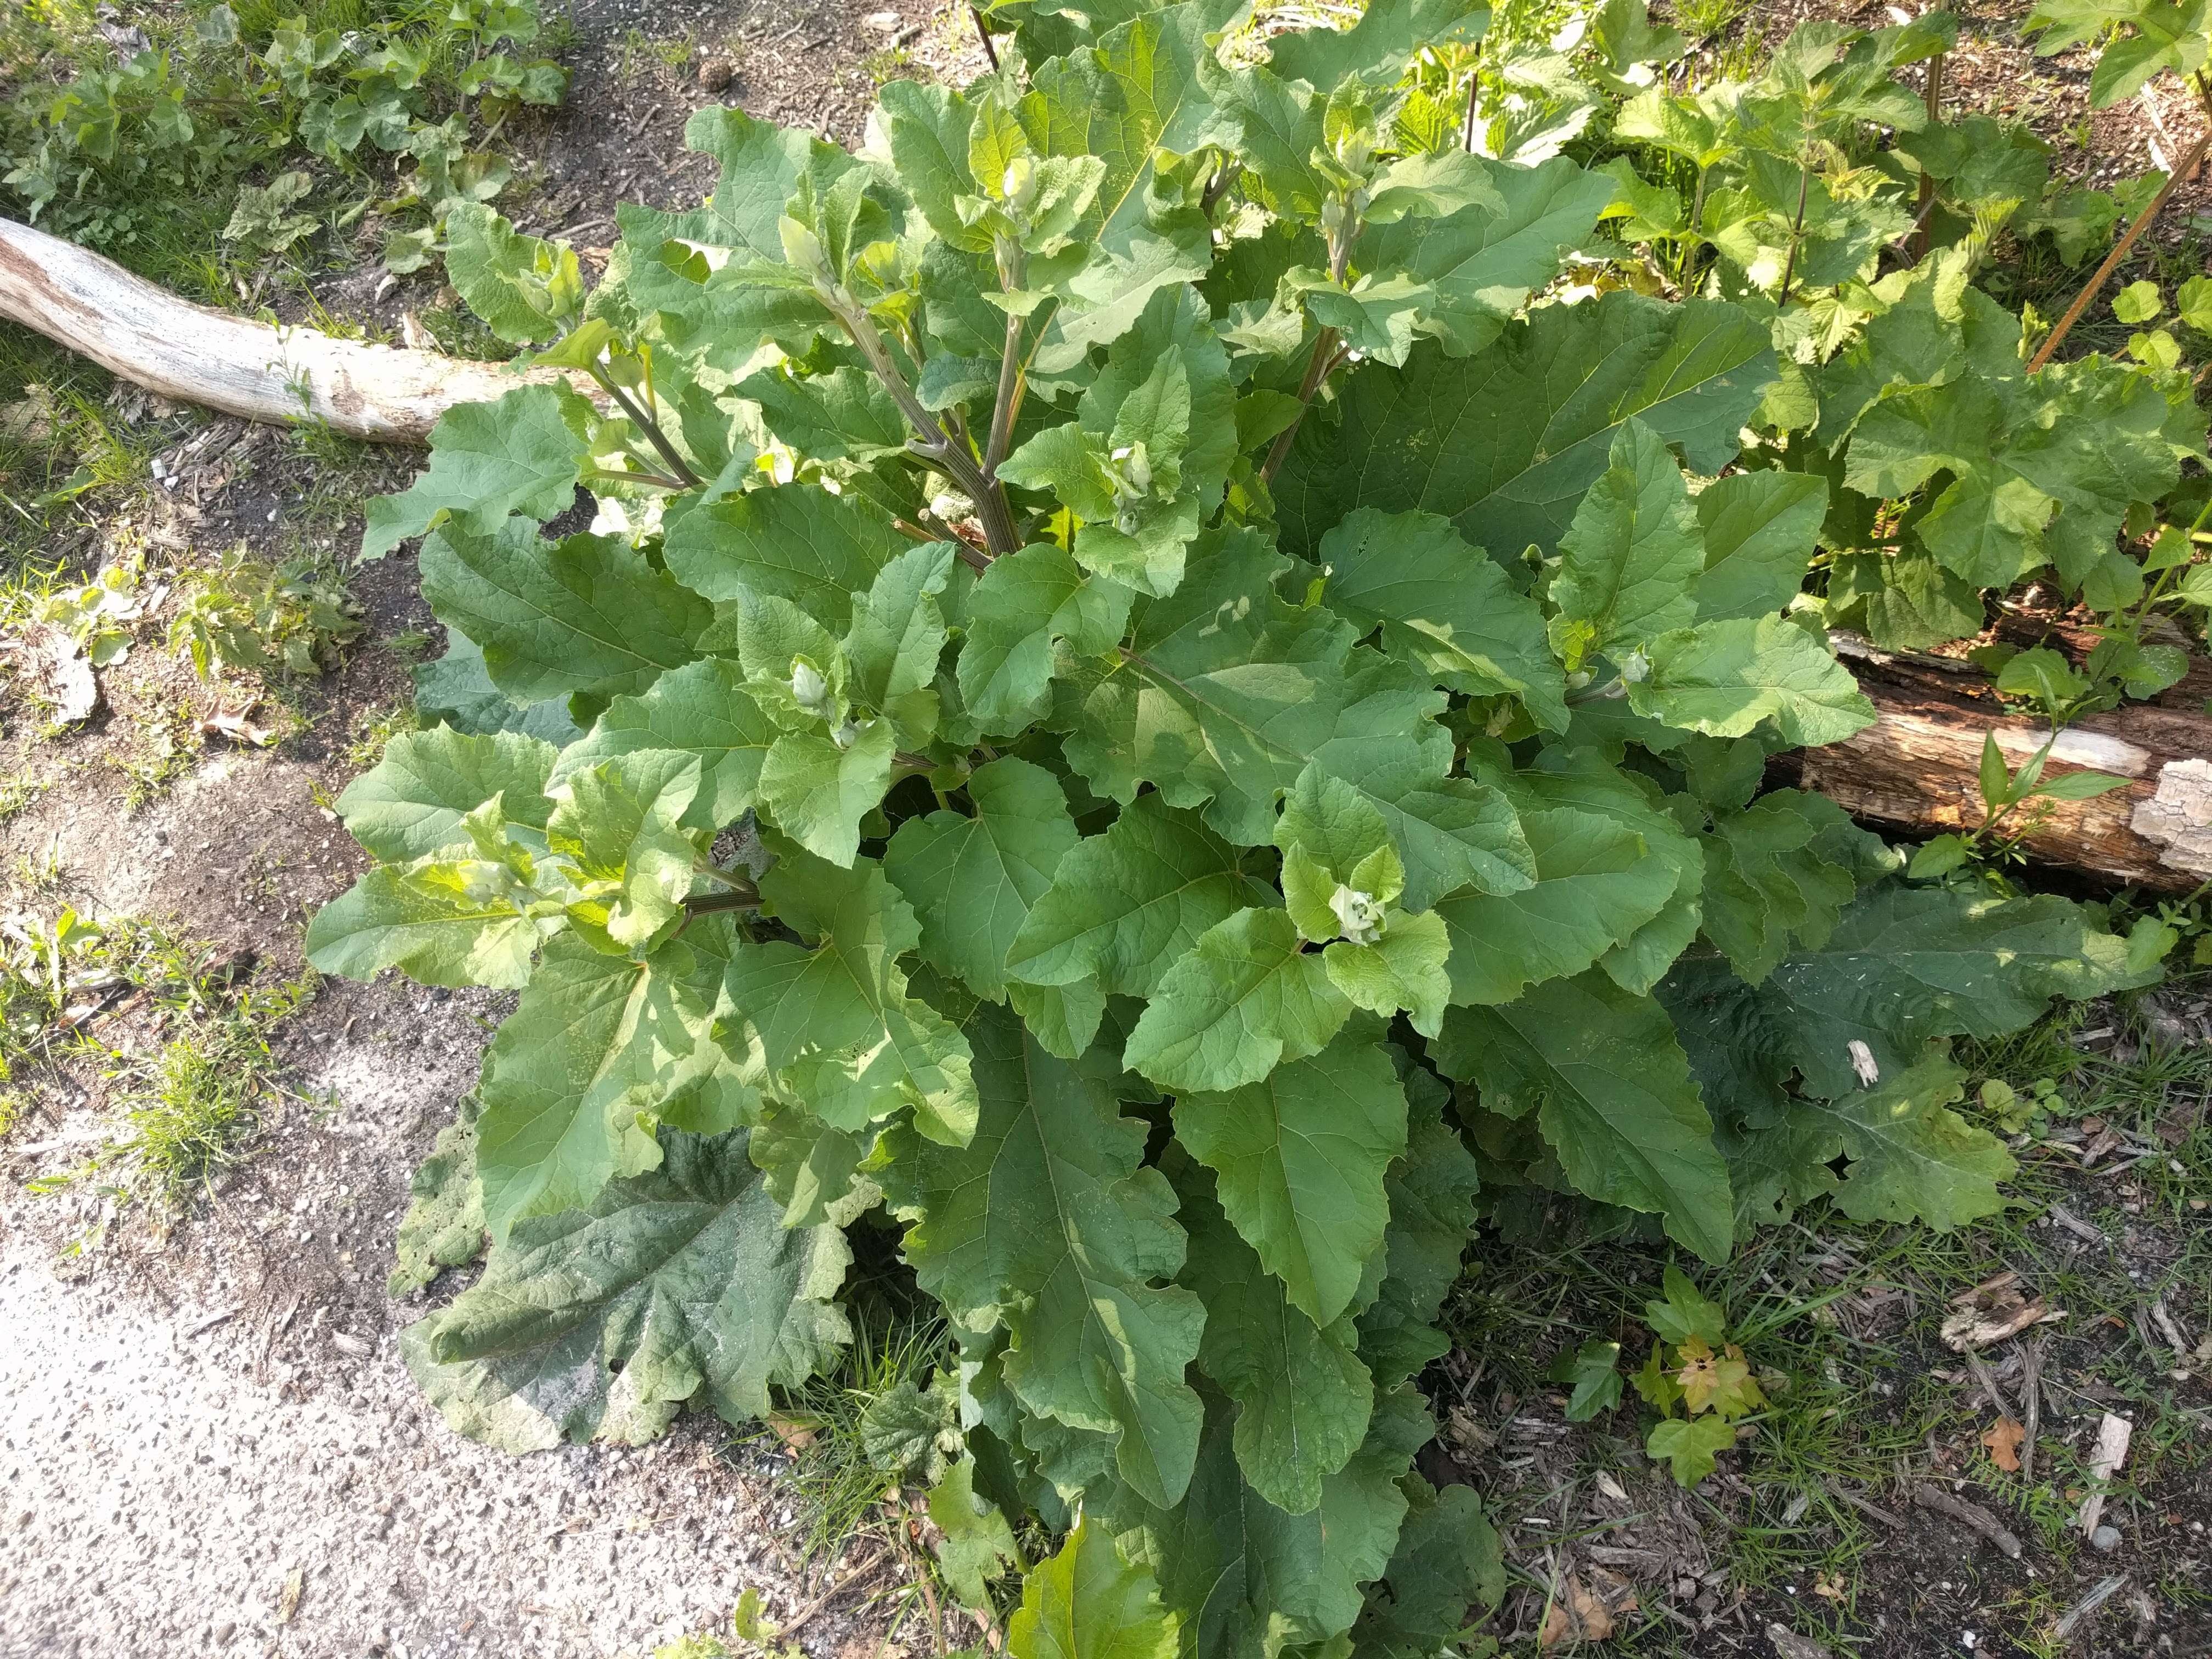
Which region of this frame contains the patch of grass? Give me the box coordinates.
[5,907,315,1220]
[772,1310,952,1567]
[341,699,420,770]
[106,713,200,810]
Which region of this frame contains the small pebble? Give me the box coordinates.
[2091,1524,2123,1553]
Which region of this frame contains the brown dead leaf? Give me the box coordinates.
[1813,1571,1847,1602]
[765,1412,821,1453]
[276,1564,304,1624]
[16,622,99,723]
[200,710,275,747]
[1982,1417,2027,1472]
[1538,1576,1617,1648]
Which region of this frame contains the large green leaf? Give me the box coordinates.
[1071,531,1486,860]
[885,757,1081,999]
[303,857,545,990]
[1693,468,1829,622]
[1436,970,1734,1263]
[1007,1515,1182,1659]
[1314,508,1566,731]
[1114,1390,1415,1657]
[1356,1068,1481,1385]
[662,482,905,620]
[1547,416,1704,662]
[958,544,1135,735]
[475,922,754,1237]
[1661,883,2155,1103]
[1177,1166,1373,1516]
[362,383,594,560]
[334,727,558,863]
[548,657,776,831]
[881,1005,1207,1510]
[1432,800,1678,1005]
[1171,1025,1408,1328]
[1627,617,1876,746]
[1273,291,1775,560]
[419,521,709,704]
[724,842,979,1147]
[1360,153,1618,358]
[1726,1057,2014,1233]
[1122,907,1352,1093]
[405,1127,850,1451]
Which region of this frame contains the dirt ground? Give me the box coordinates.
[0,2,982,1656]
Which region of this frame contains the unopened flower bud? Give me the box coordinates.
[792,659,835,721]
[1002,155,1038,213]
[1330,884,1384,945]
[1620,646,1652,684]
[778,215,828,278]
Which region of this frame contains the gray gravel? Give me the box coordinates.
[1,979,845,1659]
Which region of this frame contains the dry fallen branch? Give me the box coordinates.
[0,216,589,443]
[2076,1413,2135,1537]
[1912,1482,2024,1558]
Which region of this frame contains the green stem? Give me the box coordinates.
[594,373,702,490]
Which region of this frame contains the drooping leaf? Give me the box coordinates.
[1436,971,1734,1264]
[406,1127,850,1451]
[1172,1024,1410,1328]
[881,1005,1207,1510]
[388,1094,487,1296]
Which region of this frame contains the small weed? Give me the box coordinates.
[3,907,315,1217]
[0,776,46,825]
[171,544,364,682]
[342,699,420,769]
[384,627,433,662]
[861,46,913,87]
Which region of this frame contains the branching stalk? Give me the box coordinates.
[984,243,1027,476]
[595,375,703,490]
[1914,51,1944,261]
[1259,211,1357,486]
[839,305,1022,557]
[2029,125,2212,371]
[1775,159,1812,308]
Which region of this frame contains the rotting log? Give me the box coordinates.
[1786,631,2212,893]
[0,216,588,444]
[4,214,2209,888]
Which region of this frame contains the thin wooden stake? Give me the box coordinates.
[2029,126,2211,371]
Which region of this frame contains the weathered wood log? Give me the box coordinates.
[0,215,577,443]
[1787,631,2212,893]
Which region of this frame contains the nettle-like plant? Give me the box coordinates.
[311,0,2168,1645]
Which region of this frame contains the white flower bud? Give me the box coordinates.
[1620,646,1652,684]
[791,659,836,721]
[778,215,828,278]
[1002,155,1038,213]
[1330,884,1384,945]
